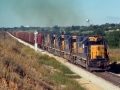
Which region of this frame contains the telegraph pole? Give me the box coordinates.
[34,31,38,51]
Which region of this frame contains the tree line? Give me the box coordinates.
[1,23,120,48]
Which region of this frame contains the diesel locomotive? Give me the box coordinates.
[8,31,110,71]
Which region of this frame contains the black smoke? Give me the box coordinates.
[12,0,85,26]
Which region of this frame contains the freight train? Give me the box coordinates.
[8,31,109,71]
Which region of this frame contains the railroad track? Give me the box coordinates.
[93,71,120,87]
[69,60,120,88]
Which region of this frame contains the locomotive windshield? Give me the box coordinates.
[89,40,104,45]
[88,36,106,45]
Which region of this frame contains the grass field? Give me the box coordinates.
[0,32,84,90]
[108,48,120,63]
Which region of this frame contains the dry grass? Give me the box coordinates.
[108,49,120,63]
[0,33,51,90]
[0,32,84,90]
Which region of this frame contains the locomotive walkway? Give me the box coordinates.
[8,32,120,90]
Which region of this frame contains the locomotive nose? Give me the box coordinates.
[90,45,104,59]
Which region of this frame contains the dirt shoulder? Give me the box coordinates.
[75,78,103,90]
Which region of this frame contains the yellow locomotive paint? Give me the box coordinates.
[78,47,83,53]
[61,34,64,51]
[89,36,102,42]
[90,45,104,59]
[72,35,76,54]
[65,44,68,49]
[61,35,64,38]
[54,39,56,48]
[72,42,76,54]
[61,41,64,50]
[56,39,58,47]
[72,35,76,39]
[47,34,50,45]
[89,37,97,42]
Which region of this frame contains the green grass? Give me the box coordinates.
[110,56,120,63]
[70,30,93,35]
[66,75,81,79]
[22,47,84,89]
[50,72,84,90]
[38,55,74,74]
[81,31,93,34]
[38,54,84,89]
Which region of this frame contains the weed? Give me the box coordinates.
[49,72,84,90]
[109,48,120,62]
[39,55,73,74]
[0,32,84,89]
[110,56,120,63]
[66,75,81,79]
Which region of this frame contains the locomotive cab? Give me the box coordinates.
[88,36,109,70]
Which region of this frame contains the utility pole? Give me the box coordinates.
[34,31,38,51]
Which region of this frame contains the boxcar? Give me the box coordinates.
[37,33,43,48]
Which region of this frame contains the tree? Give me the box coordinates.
[20,25,25,31]
[105,31,120,48]
[92,29,105,36]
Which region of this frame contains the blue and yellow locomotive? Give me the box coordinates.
[42,34,109,71]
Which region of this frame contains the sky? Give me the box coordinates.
[0,0,120,27]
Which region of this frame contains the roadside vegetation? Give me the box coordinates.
[0,32,84,89]
[108,49,120,63]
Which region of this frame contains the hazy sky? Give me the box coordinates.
[0,0,120,27]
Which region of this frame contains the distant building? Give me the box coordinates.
[116,29,120,31]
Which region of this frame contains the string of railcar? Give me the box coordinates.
[8,30,110,71]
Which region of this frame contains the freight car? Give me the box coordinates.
[8,31,109,71]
